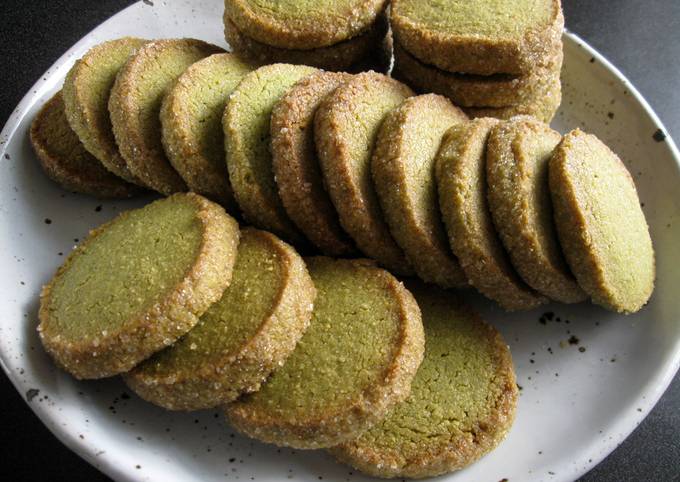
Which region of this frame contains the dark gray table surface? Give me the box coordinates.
[0,1,678,480]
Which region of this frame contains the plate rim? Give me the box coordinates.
[0,4,151,480]
[0,2,679,480]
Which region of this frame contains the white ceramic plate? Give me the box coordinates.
[1,1,678,481]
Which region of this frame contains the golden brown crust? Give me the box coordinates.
[549,129,655,313]
[62,37,149,185]
[463,73,562,124]
[30,91,140,199]
[124,228,315,410]
[225,257,425,449]
[391,0,564,75]
[331,285,518,478]
[392,39,563,108]
[38,193,240,379]
[371,94,468,287]
[224,14,388,71]
[314,72,415,275]
[271,71,356,256]
[160,53,252,211]
[224,0,388,49]
[435,118,547,311]
[108,39,224,195]
[486,116,586,303]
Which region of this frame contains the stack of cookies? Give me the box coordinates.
[223,0,390,72]
[391,0,565,123]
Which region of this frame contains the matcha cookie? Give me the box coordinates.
[271,71,355,256]
[224,0,388,50]
[225,257,424,449]
[224,63,318,244]
[109,38,224,194]
[30,92,139,198]
[486,117,585,303]
[393,40,562,108]
[549,129,655,313]
[124,228,315,411]
[224,14,387,71]
[391,0,564,75]
[372,94,468,288]
[435,118,547,311]
[62,37,148,185]
[331,282,518,479]
[160,53,253,210]
[38,193,240,379]
[463,74,562,124]
[314,72,414,274]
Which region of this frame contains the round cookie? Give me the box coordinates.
[160,53,253,210]
[435,118,547,311]
[463,74,562,124]
[224,63,318,244]
[486,116,586,303]
[371,94,468,288]
[392,40,563,108]
[223,14,387,71]
[331,282,518,479]
[30,92,139,199]
[549,129,655,313]
[109,38,224,195]
[38,193,240,379]
[391,0,564,75]
[225,257,424,449]
[124,228,315,411]
[271,71,355,256]
[62,37,148,185]
[314,72,414,275]
[224,0,388,50]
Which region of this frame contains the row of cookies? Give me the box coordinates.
[223,0,390,71]
[251,67,653,314]
[390,0,565,122]
[435,117,655,314]
[36,37,226,197]
[32,38,653,314]
[37,189,518,478]
[34,36,386,206]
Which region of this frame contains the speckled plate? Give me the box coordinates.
[0,1,679,481]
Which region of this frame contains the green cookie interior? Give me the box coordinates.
[395,0,555,38]
[134,229,286,375]
[334,283,516,475]
[238,258,402,419]
[225,63,317,237]
[41,196,204,341]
